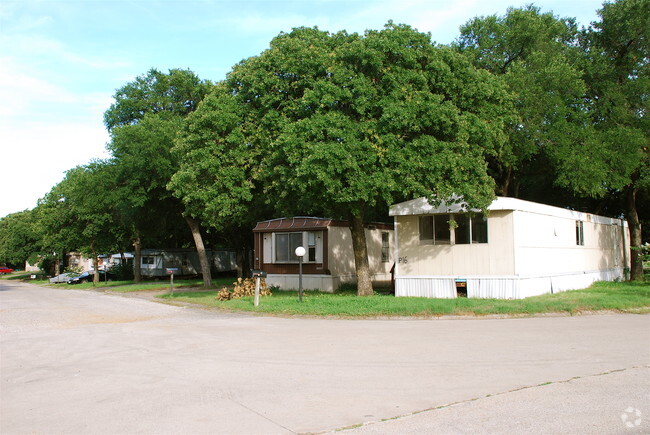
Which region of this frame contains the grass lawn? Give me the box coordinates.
[48,276,237,292]
[158,280,650,317]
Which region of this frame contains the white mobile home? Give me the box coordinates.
[253,217,394,292]
[390,197,630,299]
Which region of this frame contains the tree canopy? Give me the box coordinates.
[456,5,588,197]
[102,68,216,285]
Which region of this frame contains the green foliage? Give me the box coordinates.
[108,261,134,281]
[566,0,649,197]
[456,5,588,196]
[172,24,517,294]
[0,209,42,266]
[104,68,213,130]
[173,24,515,229]
[37,161,125,259]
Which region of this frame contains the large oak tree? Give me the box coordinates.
[172,24,515,295]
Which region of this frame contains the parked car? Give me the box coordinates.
[49,272,81,283]
[67,270,115,284]
[0,267,14,274]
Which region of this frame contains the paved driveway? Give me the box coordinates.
[1,280,648,434]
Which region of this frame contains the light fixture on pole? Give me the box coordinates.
[295,246,306,302]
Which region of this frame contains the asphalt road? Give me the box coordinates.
[1,280,649,434]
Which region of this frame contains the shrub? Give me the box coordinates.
[108,262,134,281]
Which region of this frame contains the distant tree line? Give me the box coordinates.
[0,0,647,288]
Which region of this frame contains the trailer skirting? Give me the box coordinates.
[395,268,625,299]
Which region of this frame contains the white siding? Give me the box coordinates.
[395,277,456,298]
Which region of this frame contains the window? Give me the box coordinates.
[308,232,316,262]
[381,232,390,262]
[471,214,488,243]
[419,216,434,241]
[419,214,451,243]
[142,256,154,265]
[434,215,451,244]
[455,215,471,244]
[419,213,487,245]
[275,232,303,262]
[576,221,584,246]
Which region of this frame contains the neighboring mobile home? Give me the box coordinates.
[389,197,630,299]
[253,217,394,292]
[139,249,237,277]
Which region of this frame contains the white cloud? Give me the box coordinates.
[0,119,110,217]
[0,57,112,217]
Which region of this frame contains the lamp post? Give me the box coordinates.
[295,246,306,302]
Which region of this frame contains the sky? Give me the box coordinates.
[0,0,604,218]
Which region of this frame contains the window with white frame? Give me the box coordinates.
[142,256,155,267]
[275,232,303,262]
[271,231,323,263]
[308,232,317,262]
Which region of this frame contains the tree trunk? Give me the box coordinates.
[92,254,99,285]
[349,207,373,296]
[185,216,212,287]
[625,186,643,281]
[133,237,142,283]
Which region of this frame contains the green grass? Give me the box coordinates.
[50,276,237,292]
[157,280,650,317]
[0,271,48,281]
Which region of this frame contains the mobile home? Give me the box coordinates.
[139,249,237,277]
[253,217,394,292]
[389,197,630,299]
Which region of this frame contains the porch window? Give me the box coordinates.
[275,232,303,262]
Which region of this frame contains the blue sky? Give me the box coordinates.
[0,0,603,218]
